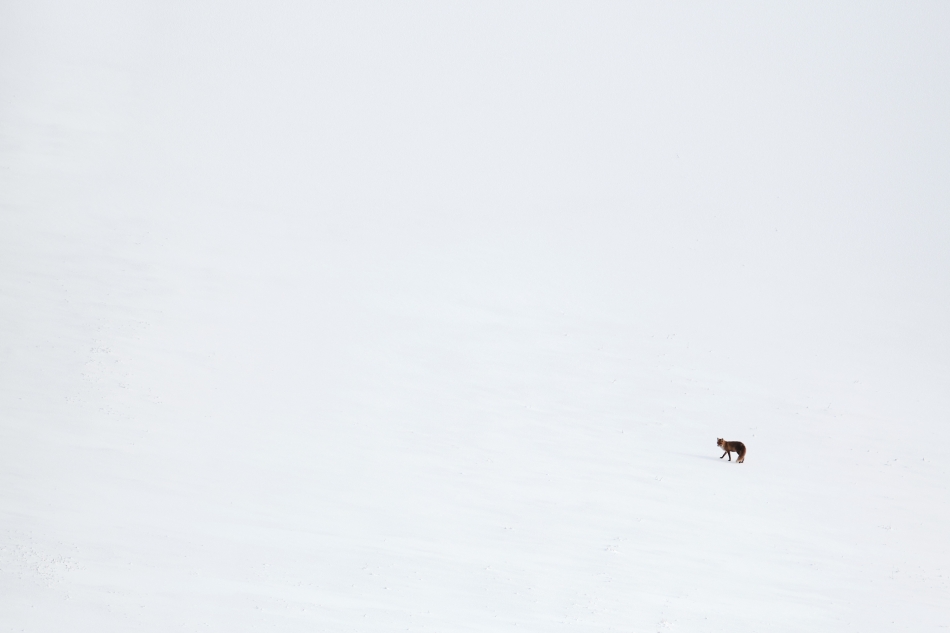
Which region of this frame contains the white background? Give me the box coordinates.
[2,2,948,631]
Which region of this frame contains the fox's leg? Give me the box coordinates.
[727,451,732,461]
[721,451,727,459]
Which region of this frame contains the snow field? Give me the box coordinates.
[2,2,949,631]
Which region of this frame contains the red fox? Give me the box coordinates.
[717,438,746,463]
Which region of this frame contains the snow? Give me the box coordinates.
[2,2,949,631]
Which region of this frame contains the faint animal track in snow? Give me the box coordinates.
[0,537,79,589]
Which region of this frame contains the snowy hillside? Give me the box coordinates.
[2,3,949,631]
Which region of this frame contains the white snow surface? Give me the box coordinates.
[2,2,949,631]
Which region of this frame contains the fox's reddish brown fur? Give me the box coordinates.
[717,438,746,463]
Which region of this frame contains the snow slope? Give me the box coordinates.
[2,2,949,631]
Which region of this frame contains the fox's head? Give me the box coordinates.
[717,438,724,447]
